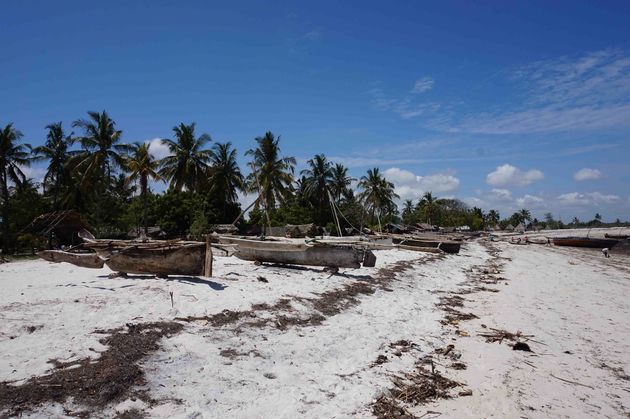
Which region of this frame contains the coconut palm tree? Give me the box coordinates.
[519,208,532,224]
[357,167,398,229]
[32,122,75,209]
[418,192,437,225]
[245,132,296,210]
[0,123,31,251]
[71,111,126,190]
[159,123,212,192]
[401,199,415,223]
[124,142,162,235]
[330,163,354,203]
[208,142,244,205]
[487,209,500,227]
[301,154,333,216]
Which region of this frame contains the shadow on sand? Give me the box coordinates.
[96,274,227,290]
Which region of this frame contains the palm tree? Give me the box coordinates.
[518,208,532,224]
[301,154,333,222]
[401,199,416,224]
[0,123,31,251]
[71,111,126,189]
[487,209,500,227]
[418,192,437,225]
[357,167,398,230]
[245,132,296,211]
[124,142,162,235]
[159,123,212,192]
[330,163,354,203]
[208,142,244,206]
[32,122,75,209]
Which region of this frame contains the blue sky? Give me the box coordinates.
[2,0,629,221]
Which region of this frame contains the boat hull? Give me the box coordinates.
[220,237,375,268]
[37,250,105,269]
[105,243,206,275]
[391,237,461,254]
[553,237,619,248]
[605,233,629,240]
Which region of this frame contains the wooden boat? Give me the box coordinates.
[104,242,207,276]
[391,236,461,254]
[218,236,376,268]
[605,233,630,240]
[37,250,105,269]
[553,237,619,248]
[525,237,549,245]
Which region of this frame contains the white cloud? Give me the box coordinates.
[486,164,544,187]
[411,77,434,93]
[383,167,459,201]
[488,188,512,201]
[557,191,620,206]
[515,194,545,208]
[145,138,171,160]
[573,168,602,181]
[431,49,630,134]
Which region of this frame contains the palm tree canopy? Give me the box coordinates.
[124,142,162,194]
[32,122,75,188]
[330,163,354,202]
[0,123,31,187]
[159,122,212,191]
[208,141,244,203]
[357,167,399,215]
[71,111,126,186]
[300,154,333,204]
[245,132,296,209]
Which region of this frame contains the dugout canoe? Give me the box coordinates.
[552,237,619,248]
[37,250,105,269]
[605,233,630,240]
[391,236,461,254]
[104,242,207,276]
[218,236,376,268]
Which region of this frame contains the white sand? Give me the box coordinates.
[1,236,629,417]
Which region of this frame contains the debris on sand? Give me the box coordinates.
[513,342,532,352]
[478,328,534,345]
[0,321,183,417]
[372,365,463,418]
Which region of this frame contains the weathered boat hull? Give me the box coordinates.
[219,237,375,268]
[105,243,206,275]
[553,237,619,248]
[391,237,461,254]
[37,250,105,269]
[605,233,629,240]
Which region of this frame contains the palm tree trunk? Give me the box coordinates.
[141,175,148,236]
[1,167,10,253]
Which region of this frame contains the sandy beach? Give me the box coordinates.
[1,236,629,418]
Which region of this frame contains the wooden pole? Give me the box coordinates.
[204,235,213,277]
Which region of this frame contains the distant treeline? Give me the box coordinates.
[1,111,626,252]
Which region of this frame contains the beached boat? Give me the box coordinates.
[218,236,376,268]
[104,242,207,276]
[37,250,105,269]
[553,237,619,248]
[605,233,630,240]
[391,236,461,254]
[525,237,549,245]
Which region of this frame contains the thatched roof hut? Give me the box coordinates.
[22,210,92,246]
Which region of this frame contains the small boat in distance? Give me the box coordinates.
[390,236,461,254]
[553,237,619,248]
[605,233,629,240]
